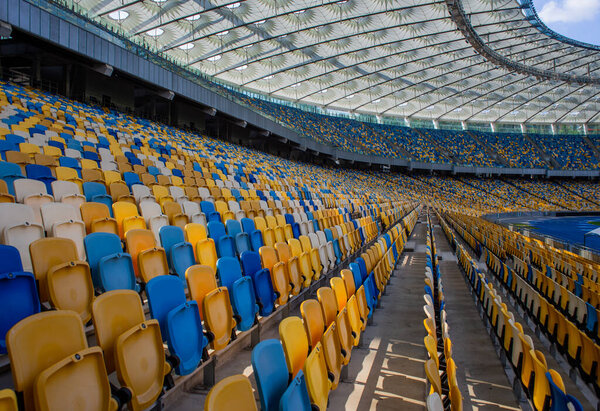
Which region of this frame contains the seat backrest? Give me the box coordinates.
[241,217,255,233]
[184,223,207,247]
[0,389,18,411]
[425,359,442,396]
[300,299,325,350]
[14,178,48,202]
[340,269,356,296]
[279,316,309,379]
[40,202,79,233]
[317,287,338,326]
[7,311,87,410]
[251,339,289,411]
[216,256,243,290]
[275,242,292,263]
[146,275,186,341]
[204,374,258,411]
[0,244,23,273]
[30,237,79,302]
[125,229,156,278]
[186,264,218,319]
[84,232,122,281]
[207,221,227,241]
[240,250,262,276]
[159,225,185,254]
[225,219,242,238]
[331,277,348,312]
[259,246,278,271]
[196,238,218,272]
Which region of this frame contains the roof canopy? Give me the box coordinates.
[61,0,600,125]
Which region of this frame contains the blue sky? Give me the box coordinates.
[533,0,600,45]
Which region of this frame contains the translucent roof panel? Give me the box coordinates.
[57,0,600,124]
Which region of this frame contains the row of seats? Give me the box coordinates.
[439,212,583,411]
[444,211,600,396]
[423,215,462,411]
[203,209,419,409]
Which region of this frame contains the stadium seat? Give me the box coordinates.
[203,287,236,351]
[46,258,94,323]
[84,232,138,292]
[0,203,44,271]
[30,237,79,303]
[196,238,218,272]
[300,299,325,350]
[240,250,276,316]
[317,287,338,326]
[159,225,195,283]
[251,339,289,411]
[186,264,218,319]
[0,389,17,411]
[146,275,208,375]
[6,311,89,411]
[322,322,343,389]
[204,374,257,411]
[279,316,309,380]
[208,221,236,258]
[303,342,332,411]
[81,202,118,234]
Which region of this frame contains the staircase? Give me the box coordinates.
[465,130,509,167]
[582,135,600,164]
[523,133,560,169]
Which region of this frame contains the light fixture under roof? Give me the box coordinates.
[236,65,248,71]
[264,75,274,80]
[345,94,355,99]
[399,102,408,107]
[179,43,194,50]
[185,14,201,21]
[108,10,129,21]
[372,99,381,103]
[226,2,241,9]
[569,111,580,116]
[290,83,301,88]
[207,54,222,62]
[255,20,266,25]
[216,30,229,36]
[146,28,164,37]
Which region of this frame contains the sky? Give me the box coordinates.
[533,0,600,45]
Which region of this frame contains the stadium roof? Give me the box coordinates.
[61,0,600,125]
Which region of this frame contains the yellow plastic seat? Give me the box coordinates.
[317,287,338,326]
[530,350,549,411]
[184,223,207,251]
[330,277,348,312]
[335,308,353,365]
[0,389,17,411]
[35,346,118,411]
[152,185,173,206]
[303,342,332,411]
[114,319,171,411]
[163,201,188,229]
[138,246,169,283]
[340,269,356,297]
[301,299,325,350]
[425,359,442,396]
[80,202,118,235]
[125,229,156,279]
[30,237,79,303]
[346,295,362,346]
[186,264,218,319]
[425,335,439,368]
[196,238,218,272]
[203,287,236,351]
[204,374,257,411]
[321,323,343,390]
[261,246,289,305]
[109,182,135,204]
[91,290,146,374]
[55,166,83,189]
[279,316,309,379]
[355,286,369,331]
[47,260,95,323]
[113,201,146,238]
[7,311,88,411]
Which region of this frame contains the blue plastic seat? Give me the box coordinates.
[251,339,289,411]
[364,274,378,317]
[148,166,160,176]
[216,256,243,290]
[58,157,81,176]
[279,370,311,411]
[0,161,24,195]
[546,372,583,411]
[25,164,56,194]
[146,275,208,375]
[123,172,142,189]
[240,251,275,316]
[349,262,363,289]
[241,217,264,251]
[0,244,24,273]
[159,225,195,283]
[201,201,221,223]
[231,276,259,331]
[0,271,41,354]
[83,181,113,209]
[129,157,142,166]
[356,257,369,282]
[235,233,252,255]
[208,221,236,258]
[83,151,100,163]
[47,140,65,154]
[285,214,300,238]
[586,303,597,335]
[226,219,243,238]
[84,232,138,292]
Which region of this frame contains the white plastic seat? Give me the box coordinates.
[51,180,85,209]
[169,186,187,202]
[0,203,44,271]
[132,185,155,204]
[64,148,82,159]
[139,201,169,244]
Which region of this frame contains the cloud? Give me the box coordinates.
[538,0,600,23]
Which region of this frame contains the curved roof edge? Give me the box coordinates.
[518,0,600,52]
